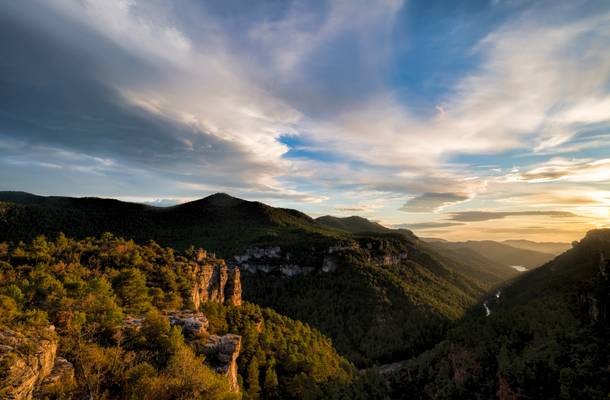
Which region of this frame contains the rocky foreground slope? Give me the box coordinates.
[0,326,73,399]
[0,234,355,399]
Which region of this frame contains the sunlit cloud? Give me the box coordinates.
[505,158,610,183]
[448,210,579,222]
[400,192,470,213]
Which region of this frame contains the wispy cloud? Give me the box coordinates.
[400,192,470,213]
[448,210,579,222]
[505,158,610,183]
[394,222,465,230]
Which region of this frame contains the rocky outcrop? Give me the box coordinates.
[203,334,242,393]
[34,357,75,398]
[235,240,409,277]
[124,312,209,336]
[167,311,209,337]
[188,259,241,309]
[225,267,242,306]
[234,246,281,262]
[0,326,74,400]
[121,313,242,392]
[368,252,409,267]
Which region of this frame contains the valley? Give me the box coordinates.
[0,192,608,399]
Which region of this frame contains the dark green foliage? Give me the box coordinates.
[113,268,152,314]
[316,215,392,234]
[387,229,610,399]
[244,244,484,367]
[0,192,493,369]
[0,233,363,399]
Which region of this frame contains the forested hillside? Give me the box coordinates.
[0,192,343,255]
[0,234,365,399]
[387,230,610,399]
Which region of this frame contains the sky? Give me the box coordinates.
[1,0,609,242]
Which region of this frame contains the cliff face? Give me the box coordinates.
[0,326,74,400]
[187,250,241,309]
[233,239,410,277]
[203,334,242,393]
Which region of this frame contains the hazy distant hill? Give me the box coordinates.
[502,239,571,255]
[0,191,487,366]
[318,216,526,284]
[390,229,610,398]
[425,239,556,270]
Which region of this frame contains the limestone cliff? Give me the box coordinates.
[185,249,241,309]
[203,334,242,393]
[233,239,410,277]
[0,326,74,400]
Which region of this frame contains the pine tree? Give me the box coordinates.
[264,363,279,399]
[247,356,261,399]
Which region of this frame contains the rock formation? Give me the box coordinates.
[187,253,241,309]
[203,334,242,393]
[234,240,409,277]
[34,357,75,398]
[0,326,74,400]
[167,311,209,337]
[577,251,610,324]
[122,312,243,393]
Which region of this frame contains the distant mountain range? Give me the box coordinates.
[502,239,571,255]
[423,238,557,270]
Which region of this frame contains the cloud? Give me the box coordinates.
[505,158,610,183]
[0,0,609,242]
[393,222,465,230]
[400,192,470,213]
[448,210,579,222]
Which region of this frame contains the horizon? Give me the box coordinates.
[1,189,586,244]
[1,1,610,242]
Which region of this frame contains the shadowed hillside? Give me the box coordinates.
[388,230,610,399]
[0,192,491,366]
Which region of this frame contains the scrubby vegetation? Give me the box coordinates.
[0,234,366,399]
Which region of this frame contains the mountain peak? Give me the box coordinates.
[196,192,244,207]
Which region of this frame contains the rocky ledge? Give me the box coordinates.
[0,326,74,400]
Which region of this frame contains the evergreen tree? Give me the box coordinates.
[247,356,261,399]
[112,268,152,314]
